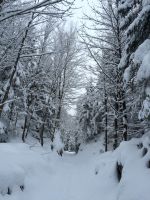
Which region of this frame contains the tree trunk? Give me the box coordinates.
[114,115,118,149]
[22,116,28,143]
[122,93,127,141]
[105,94,108,152]
[104,76,108,152]
[40,123,45,146]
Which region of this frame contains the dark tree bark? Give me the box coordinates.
[104,76,108,152]
[40,123,45,146]
[22,116,28,143]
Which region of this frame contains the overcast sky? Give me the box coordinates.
[68,0,92,26]
[66,0,96,116]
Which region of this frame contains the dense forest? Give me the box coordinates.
[0,0,150,199]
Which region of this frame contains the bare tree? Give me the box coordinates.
[81,0,128,148]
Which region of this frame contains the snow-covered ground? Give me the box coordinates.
[0,135,150,200]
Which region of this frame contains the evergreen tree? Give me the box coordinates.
[118,0,150,132]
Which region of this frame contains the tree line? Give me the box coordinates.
[0,0,149,153]
[0,0,82,150]
[77,0,150,150]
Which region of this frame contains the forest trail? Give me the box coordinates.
[1,137,150,200]
[0,140,117,200]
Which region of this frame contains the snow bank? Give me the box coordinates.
[94,135,150,200]
[0,143,49,197]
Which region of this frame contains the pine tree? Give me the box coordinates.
[118,0,150,133]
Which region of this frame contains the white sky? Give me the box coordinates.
[68,0,92,26]
[67,0,94,116]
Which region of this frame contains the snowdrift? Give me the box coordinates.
[0,135,150,200]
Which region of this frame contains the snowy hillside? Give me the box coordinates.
[0,135,150,200]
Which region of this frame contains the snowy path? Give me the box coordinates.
[1,138,150,200]
[0,141,117,200]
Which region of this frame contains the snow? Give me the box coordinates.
[132,39,150,119]
[142,0,150,6]
[119,0,133,10]
[133,39,150,83]
[127,5,150,36]
[15,77,20,86]
[123,39,150,83]
[134,39,150,65]
[0,121,8,142]
[53,130,64,151]
[146,87,150,96]
[3,103,10,112]
[136,52,150,81]
[0,121,6,135]
[139,97,150,119]
[123,65,131,83]
[0,136,150,200]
